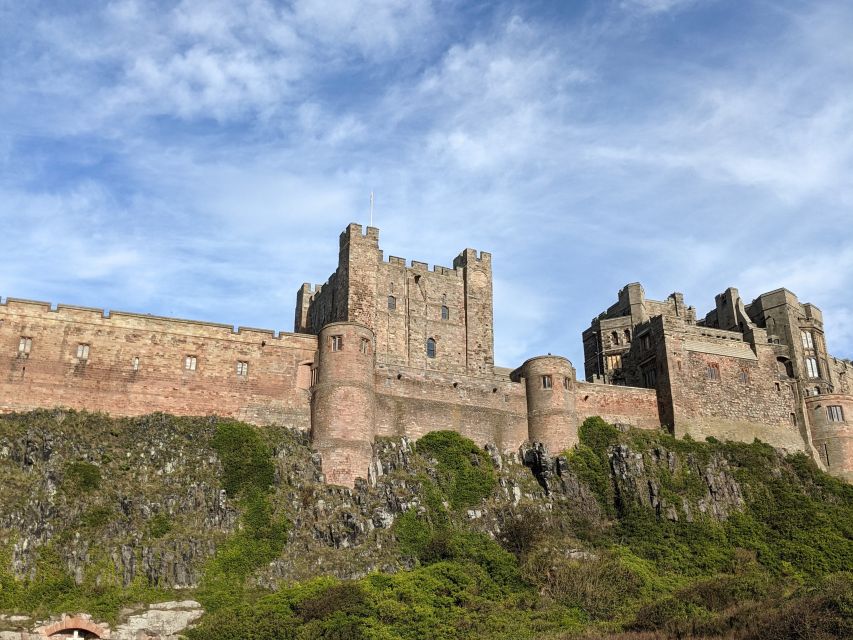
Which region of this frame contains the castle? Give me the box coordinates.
[1,224,851,485]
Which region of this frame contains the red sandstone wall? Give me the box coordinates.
[373,365,528,452]
[0,298,316,428]
[576,381,661,430]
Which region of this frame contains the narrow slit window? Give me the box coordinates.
[360,337,370,354]
[76,344,90,360]
[132,356,140,371]
[387,295,396,310]
[331,335,343,351]
[185,355,197,371]
[18,337,32,356]
[236,361,249,377]
[563,376,570,390]
[542,375,552,389]
[426,338,436,359]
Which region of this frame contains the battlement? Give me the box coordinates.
[339,222,380,248]
[452,248,492,268]
[1,296,312,342]
[383,255,463,277]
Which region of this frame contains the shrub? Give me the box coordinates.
[415,431,496,509]
[147,513,172,538]
[65,461,101,493]
[211,422,274,497]
[577,417,621,454]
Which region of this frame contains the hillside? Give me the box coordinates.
[0,410,851,639]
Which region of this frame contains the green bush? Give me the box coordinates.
[65,461,101,493]
[577,416,621,454]
[211,421,275,497]
[147,513,172,539]
[415,431,496,509]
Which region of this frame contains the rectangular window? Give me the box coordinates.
[18,337,32,356]
[738,369,749,384]
[801,331,814,349]
[605,354,622,370]
[542,375,552,389]
[642,366,657,388]
[236,361,249,376]
[827,405,844,422]
[706,363,720,381]
[387,296,396,310]
[775,382,781,393]
[640,334,652,351]
[311,368,318,386]
[76,344,90,360]
[360,337,370,354]
[563,376,570,390]
[185,355,197,371]
[132,356,140,371]
[790,412,797,426]
[806,357,819,378]
[331,335,343,351]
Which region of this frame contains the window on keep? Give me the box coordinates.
[827,405,844,422]
[388,296,396,310]
[706,363,720,381]
[185,355,197,371]
[331,335,343,351]
[132,356,140,371]
[360,337,370,354]
[236,361,249,376]
[76,344,90,360]
[806,357,819,378]
[542,375,552,389]
[18,337,32,356]
[426,338,436,358]
[441,305,449,321]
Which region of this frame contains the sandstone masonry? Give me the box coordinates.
[2,223,851,485]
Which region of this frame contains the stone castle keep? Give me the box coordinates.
[1,223,851,485]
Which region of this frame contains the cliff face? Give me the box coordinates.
[1,411,851,640]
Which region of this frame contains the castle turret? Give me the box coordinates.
[310,321,376,487]
[805,393,853,482]
[519,356,578,453]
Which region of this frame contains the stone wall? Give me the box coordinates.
[575,381,660,430]
[0,298,317,429]
[806,393,853,482]
[664,325,806,451]
[374,364,528,453]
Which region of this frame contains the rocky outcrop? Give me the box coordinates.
[609,443,745,521]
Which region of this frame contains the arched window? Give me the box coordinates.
[388,295,396,310]
[624,328,631,343]
[706,363,720,381]
[611,331,619,346]
[426,338,436,359]
[441,305,449,320]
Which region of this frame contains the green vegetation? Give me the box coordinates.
[1,412,852,638]
[414,430,497,508]
[65,461,101,493]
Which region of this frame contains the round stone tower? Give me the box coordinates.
[805,393,853,483]
[520,355,578,454]
[311,321,376,487]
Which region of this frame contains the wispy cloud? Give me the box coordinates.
[1,0,851,367]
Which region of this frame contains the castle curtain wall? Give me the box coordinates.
[0,299,316,428]
[373,365,528,452]
[575,382,660,430]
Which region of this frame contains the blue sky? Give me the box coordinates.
[1,0,851,369]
